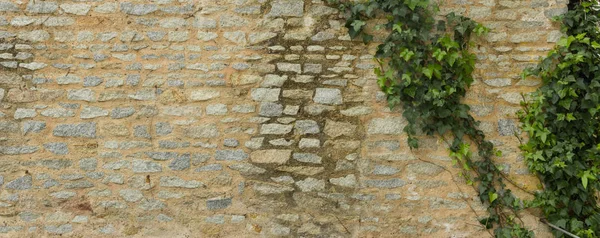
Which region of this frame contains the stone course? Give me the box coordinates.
[0,0,564,236]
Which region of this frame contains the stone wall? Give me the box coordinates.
[0,0,566,237]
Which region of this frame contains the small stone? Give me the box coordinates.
[22,121,46,134]
[313,88,342,105]
[51,191,76,199]
[253,183,294,195]
[53,122,96,138]
[363,178,405,188]
[324,120,356,138]
[224,138,239,147]
[373,165,400,175]
[223,31,246,45]
[155,122,172,136]
[367,117,405,135]
[44,142,69,155]
[260,124,293,135]
[215,150,248,161]
[57,75,81,85]
[45,224,72,235]
[67,89,95,102]
[206,104,227,115]
[299,138,320,148]
[60,3,91,15]
[245,137,264,149]
[259,102,283,117]
[267,0,304,17]
[41,108,74,118]
[249,32,277,44]
[120,2,157,15]
[132,159,162,173]
[251,88,280,102]
[251,150,291,164]
[184,124,219,138]
[484,78,512,87]
[5,176,32,190]
[14,108,36,119]
[190,89,220,101]
[295,177,325,192]
[120,189,143,202]
[293,153,322,164]
[111,107,135,119]
[79,158,97,171]
[27,1,58,13]
[498,119,519,136]
[294,120,319,135]
[160,176,202,188]
[169,153,190,171]
[195,164,222,172]
[206,197,232,210]
[80,106,109,119]
[229,163,266,175]
[0,2,19,12]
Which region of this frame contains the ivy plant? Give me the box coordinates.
[519,1,600,237]
[329,0,532,236]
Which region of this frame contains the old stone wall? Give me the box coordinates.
[0,0,566,237]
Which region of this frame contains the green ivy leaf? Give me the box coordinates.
[422,67,433,79]
[351,20,366,32]
[489,192,498,203]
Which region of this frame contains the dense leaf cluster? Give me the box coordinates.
[330,0,531,236]
[519,1,600,237]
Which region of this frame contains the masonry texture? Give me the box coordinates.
[0,0,566,237]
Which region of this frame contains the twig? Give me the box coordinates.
[540,219,580,238]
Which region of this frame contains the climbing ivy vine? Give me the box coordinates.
[519,1,600,237]
[329,0,532,236]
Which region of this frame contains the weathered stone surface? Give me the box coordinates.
[44,142,69,155]
[498,119,519,136]
[120,2,157,15]
[119,189,143,202]
[53,122,96,138]
[251,150,291,164]
[169,154,190,171]
[313,88,342,105]
[184,124,219,138]
[206,198,232,210]
[363,178,406,188]
[292,153,322,164]
[215,150,248,161]
[14,108,36,119]
[251,88,280,102]
[27,1,58,14]
[132,159,162,173]
[324,120,356,138]
[329,174,357,187]
[259,102,283,117]
[267,0,304,17]
[190,89,220,101]
[5,176,32,190]
[406,163,444,176]
[260,124,293,135]
[253,182,294,195]
[160,176,202,188]
[22,121,46,134]
[61,3,91,15]
[81,106,109,119]
[295,177,325,192]
[229,163,266,175]
[294,120,319,135]
[367,117,405,135]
